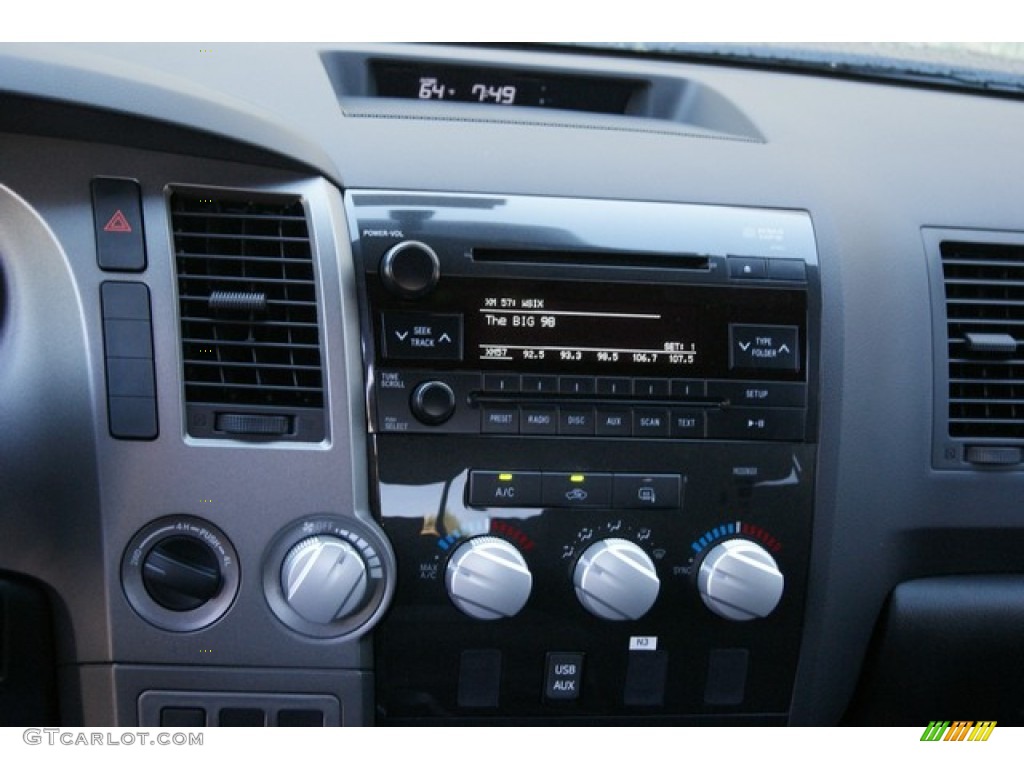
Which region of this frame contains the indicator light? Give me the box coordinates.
[570,474,585,483]
[498,473,514,481]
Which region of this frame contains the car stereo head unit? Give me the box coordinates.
[347,192,819,725]
[347,192,818,443]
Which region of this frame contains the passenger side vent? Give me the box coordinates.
[940,240,1024,465]
[171,190,325,442]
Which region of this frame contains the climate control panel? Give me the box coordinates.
[372,437,812,724]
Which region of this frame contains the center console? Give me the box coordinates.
[347,192,819,724]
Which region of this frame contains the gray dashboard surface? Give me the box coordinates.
[1,42,1022,726]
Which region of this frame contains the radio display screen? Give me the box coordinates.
[458,278,806,380]
[476,294,699,371]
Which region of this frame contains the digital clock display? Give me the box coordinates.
[372,61,641,115]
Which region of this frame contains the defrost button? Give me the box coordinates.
[613,474,682,510]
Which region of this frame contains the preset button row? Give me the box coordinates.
[481,374,806,407]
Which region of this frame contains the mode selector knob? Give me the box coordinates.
[445,536,533,620]
[380,240,440,298]
[573,538,660,621]
[697,539,784,621]
[281,536,369,624]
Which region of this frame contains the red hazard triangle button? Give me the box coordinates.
[103,209,133,233]
[92,178,146,271]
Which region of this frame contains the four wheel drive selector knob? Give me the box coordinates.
[142,535,223,612]
[445,536,533,620]
[697,538,784,621]
[122,516,241,633]
[281,535,369,624]
[573,538,661,621]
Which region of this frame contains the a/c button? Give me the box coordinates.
[468,471,542,508]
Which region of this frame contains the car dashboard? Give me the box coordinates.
[1,42,1023,727]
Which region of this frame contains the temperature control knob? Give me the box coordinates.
[445,536,532,620]
[697,539,784,621]
[281,536,369,624]
[573,538,660,621]
[380,240,440,298]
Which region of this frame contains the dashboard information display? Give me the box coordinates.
[372,61,640,114]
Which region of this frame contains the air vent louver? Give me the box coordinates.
[941,241,1024,446]
[171,191,325,441]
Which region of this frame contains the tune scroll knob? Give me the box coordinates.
[281,535,369,624]
[380,240,441,298]
[445,536,533,620]
[697,539,784,621]
[410,380,456,425]
[573,538,660,621]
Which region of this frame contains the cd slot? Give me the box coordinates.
[472,248,711,271]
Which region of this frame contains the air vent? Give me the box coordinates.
[940,240,1024,464]
[171,190,325,442]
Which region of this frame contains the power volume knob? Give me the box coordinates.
[281,536,369,624]
[445,536,532,620]
[380,241,440,298]
[573,538,660,621]
[697,539,784,621]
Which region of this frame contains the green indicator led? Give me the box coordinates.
[570,474,585,483]
[498,473,514,482]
